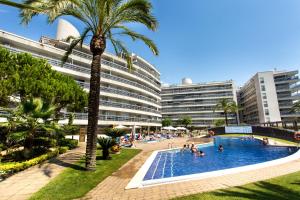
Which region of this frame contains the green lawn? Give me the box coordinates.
[30,149,141,200]
[220,134,298,146]
[173,170,300,200]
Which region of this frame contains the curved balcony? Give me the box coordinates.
[63,112,161,123]
[72,49,160,80]
[100,100,160,114]
[101,73,160,97]
[76,81,160,105]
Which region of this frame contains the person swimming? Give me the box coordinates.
[197,150,205,157]
[190,144,198,153]
[218,144,224,152]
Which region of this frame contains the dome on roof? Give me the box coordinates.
[182,78,193,85]
[56,19,80,41]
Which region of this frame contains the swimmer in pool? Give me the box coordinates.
[218,144,224,152]
[190,144,198,153]
[197,150,205,157]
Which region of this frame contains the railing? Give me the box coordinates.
[101,59,161,88]
[101,73,160,96]
[275,76,299,82]
[76,81,160,105]
[162,87,233,94]
[3,45,161,94]
[162,94,233,100]
[72,49,159,80]
[62,112,161,123]
[100,100,160,114]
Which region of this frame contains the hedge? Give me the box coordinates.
[0,149,59,178]
[58,139,78,149]
[59,146,69,154]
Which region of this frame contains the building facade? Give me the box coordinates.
[161,78,238,128]
[238,70,300,124]
[0,26,162,131]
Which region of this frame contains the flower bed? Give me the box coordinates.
[0,149,59,179]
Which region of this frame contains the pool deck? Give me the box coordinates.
[82,137,300,200]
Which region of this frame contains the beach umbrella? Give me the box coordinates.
[114,124,129,129]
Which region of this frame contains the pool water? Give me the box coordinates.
[143,137,297,181]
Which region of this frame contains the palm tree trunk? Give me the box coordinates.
[86,35,106,170]
[225,112,228,126]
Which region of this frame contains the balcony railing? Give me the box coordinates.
[275,76,299,83]
[162,93,233,100]
[100,100,160,114]
[76,81,160,105]
[62,112,161,123]
[101,73,160,96]
[72,49,159,80]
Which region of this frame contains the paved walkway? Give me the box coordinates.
[0,143,85,200]
[82,138,300,200]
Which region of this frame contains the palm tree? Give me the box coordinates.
[214,99,238,126]
[0,0,159,170]
[291,101,300,113]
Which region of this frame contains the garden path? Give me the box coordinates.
[0,143,85,200]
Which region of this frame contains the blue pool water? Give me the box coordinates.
[143,137,297,181]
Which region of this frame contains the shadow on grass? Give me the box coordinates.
[211,181,300,200]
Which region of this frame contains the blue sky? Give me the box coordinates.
[0,0,300,86]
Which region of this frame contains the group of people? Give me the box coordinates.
[181,143,225,157]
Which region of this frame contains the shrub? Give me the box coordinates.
[59,146,69,154]
[58,139,78,149]
[33,137,57,148]
[98,137,114,160]
[0,149,59,177]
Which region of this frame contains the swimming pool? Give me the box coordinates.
[127,136,299,189]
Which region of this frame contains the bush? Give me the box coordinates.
[59,146,69,154]
[33,137,57,148]
[58,139,78,149]
[0,149,59,178]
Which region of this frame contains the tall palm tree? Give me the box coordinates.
[214,99,238,126]
[291,101,300,113]
[0,0,159,170]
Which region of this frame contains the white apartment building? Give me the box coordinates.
[161,78,238,127]
[0,20,162,131]
[238,70,300,124]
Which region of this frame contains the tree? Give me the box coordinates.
[162,118,172,127]
[7,98,56,157]
[291,101,300,113]
[1,0,159,170]
[214,99,238,126]
[178,116,192,128]
[213,119,225,127]
[97,137,114,160]
[0,47,88,116]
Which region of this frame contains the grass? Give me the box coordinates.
[29,148,141,200]
[172,170,300,200]
[220,134,298,145]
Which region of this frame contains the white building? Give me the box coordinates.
[238,70,300,124]
[0,21,162,132]
[161,78,238,127]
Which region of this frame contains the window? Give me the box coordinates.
[262,93,267,99]
[265,109,269,116]
[263,101,268,107]
[260,77,264,84]
[261,85,266,91]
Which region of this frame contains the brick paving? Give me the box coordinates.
[0,143,85,200]
[82,138,300,200]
